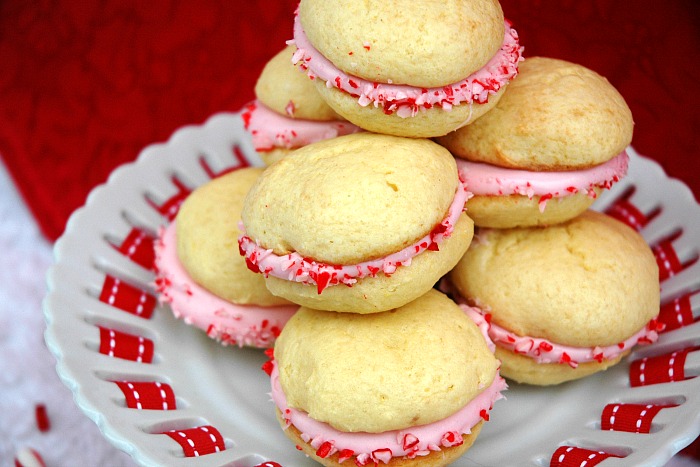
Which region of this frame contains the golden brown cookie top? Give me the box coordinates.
[437,56,634,170]
[450,210,659,347]
[298,0,505,88]
[255,45,341,121]
[176,167,292,306]
[241,132,460,265]
[274,289,499,433]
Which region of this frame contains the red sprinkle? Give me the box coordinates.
[402,433,419,450]
[338,449,355,462]
[560,352,573,366]
[261,360,274,376]
[245,257,261,274]
[35,404,50,432]
[316,271,332,294]
[371,448,392,463]
[480,409,490,421]
[316,441,334,458]
[441,431,464,447]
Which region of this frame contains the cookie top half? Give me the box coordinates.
[438,57,634,170]
[450,210,659,347]
[176,167,291,306]
[298,0,505,88]
[241,132,460,265]
[274,289,498,433]
[255,44,341,121]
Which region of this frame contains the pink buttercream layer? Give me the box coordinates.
[238,180,471,294]
[447,284,660,368]
[154,222,298,348]
[241,100,361,152]
[291,14,523,118]
[456,151,629,205]
[270,360,506,463]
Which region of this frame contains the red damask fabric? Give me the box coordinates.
[0,0,698,244]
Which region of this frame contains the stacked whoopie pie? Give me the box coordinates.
[237,1,520,464]
[438,56,661,386]
[157,0,662,465]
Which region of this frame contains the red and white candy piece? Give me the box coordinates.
[14,447,46,467]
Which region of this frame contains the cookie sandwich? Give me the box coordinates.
[447,210,661,385]
[242,45,361,166]
[238,132,474,313]
[268,289,506,465]
[437,57,632,228]
[291,0,523,138]
[155,168,298,348]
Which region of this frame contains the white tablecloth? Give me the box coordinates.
[0,161,134,466]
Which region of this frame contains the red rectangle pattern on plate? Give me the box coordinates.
[604,194,651,232]
[658,294,697,332]
[629,348,692,387]
[114,381,176,410]
[550,446,623,467]
[162,425,225,457]
[99,276,156,319]
[114,228,156,271]
[97,327,154,363]
[601,403,678,433]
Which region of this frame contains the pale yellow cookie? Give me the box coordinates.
[463,188,602,228]
[313,82,505,138]
[275,289,499,433]
[241,132,474,312]
[255,44,342,121]
[437,56,634,170]
[449,210,659,384]
[258,147,293,166]
[495,347,627,386]
[176,168,292,306]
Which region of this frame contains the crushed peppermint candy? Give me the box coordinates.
[455,150,629,213]
[455,293,660,368]
[34,404,50,432]
[14,447,46,467]
[291,13,523,118]
[268,359,506,462]
[239,181,470,294]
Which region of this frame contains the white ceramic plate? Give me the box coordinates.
[44,113,700,466]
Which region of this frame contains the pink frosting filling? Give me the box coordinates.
[154,222,298,348]
[269,359,506,463]
[447,283,660,368]
[241,100,361,152]
[456,151,629,212]
[238,180,471,294]
[290,14,524,118]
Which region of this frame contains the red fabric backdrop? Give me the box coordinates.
[0,0,698,244]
